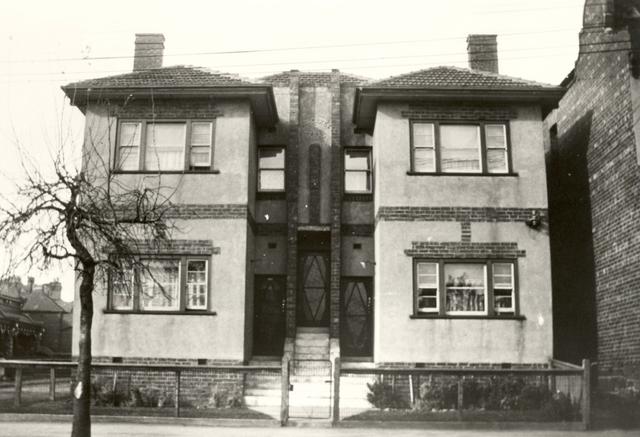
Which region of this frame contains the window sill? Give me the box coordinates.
[406,171,519,177]
[112,170,221,175]
[343,193,373,202]
[104,310,217,316]
[410,314,525,320]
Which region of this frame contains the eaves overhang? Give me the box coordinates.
[61,85,279,128]
[352,87,566,134]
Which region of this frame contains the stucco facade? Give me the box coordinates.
[67,33,563,368]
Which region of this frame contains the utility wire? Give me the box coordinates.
[0,51,578,85]
[0,44,578,79]
[0,28,578,64]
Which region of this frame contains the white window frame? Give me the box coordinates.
[411,122,436,173]
[140,259,181,312]
[410,121,511,174]
[109,256,210,313]
[116,119,215,172]
[111,268,135,310]
[344,148,373,194]
[186,259,209,310]
[413,259,517,317]
[439,124,483,174]
[257,146,286,192]
[117,122,142,171]
[444,263,488,315]
[416,261,439,313]
[189,122,213,169]
[485,124,509,174]
[492,262,515,313]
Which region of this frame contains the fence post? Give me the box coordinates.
[582,359,591,430]
[49,368,56,401]
[280,357,290,426]
[457,377,464,419]
[332,357,340,425]
[174,369,181,418]
[13,368,23,407]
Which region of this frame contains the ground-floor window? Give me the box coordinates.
[414,259,516,316]
[109,257,209,312]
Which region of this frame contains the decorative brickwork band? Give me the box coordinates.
[401,104,517,121]
[405,241,525,258]
[341,224,374,236]
[116,99,224,119]
[113,239,220,255]
[166,204,248,219]
[377,206,547,223]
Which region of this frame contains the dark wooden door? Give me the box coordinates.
[298,252,329,327]
[341,278,373,357]
[253,275,286,356]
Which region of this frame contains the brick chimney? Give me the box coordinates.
[467,34,499,74]
[133,33,165,72]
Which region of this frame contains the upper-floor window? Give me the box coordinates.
[258,147,285,191]
[410,122,510,174]
[110,257,209,312]
[344,148,372,193]
[116,120,214,172]
[414,259,517,316]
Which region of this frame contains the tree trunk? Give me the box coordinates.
[71,264,94,437]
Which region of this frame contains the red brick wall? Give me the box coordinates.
[550,24,640,380]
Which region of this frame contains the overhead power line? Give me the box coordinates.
[0,28,577,64]
[0,44,578,79]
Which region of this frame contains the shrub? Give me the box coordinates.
[366,379,409,409]
[90,377,172,408]
[540,392,580,421]
[199,385,244,409]
[418,377,458,410]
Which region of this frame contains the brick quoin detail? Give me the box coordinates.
[376,206,547,223]
[166,204,247,219]
[461,221,472,242]
[401,104,517,121]
[285,74,300,338]
[405,241,526,259]
[329,70,342,339]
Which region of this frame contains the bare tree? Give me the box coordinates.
[0,117,177,436]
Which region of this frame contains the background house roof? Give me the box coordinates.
[22,291,68,313]
[366,66,558,90]
[63,65,258,89]
[259,70,369,86]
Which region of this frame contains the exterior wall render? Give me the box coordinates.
[372,101,553,364]
[72,98,254,362]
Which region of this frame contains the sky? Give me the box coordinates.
[0,0,586,300]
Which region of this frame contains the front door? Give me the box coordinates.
[253,275,286,356]
[298,252,329,327]
[341,277,373,357]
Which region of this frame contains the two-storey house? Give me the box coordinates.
[63,33,563,371]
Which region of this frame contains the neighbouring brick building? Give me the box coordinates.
[63,33,563,373]
[545,0,640,386]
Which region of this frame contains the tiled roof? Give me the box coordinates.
[22,291,67,313]
[259,70,369,86]
[367,66,557,90]
[64,65,258,89]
